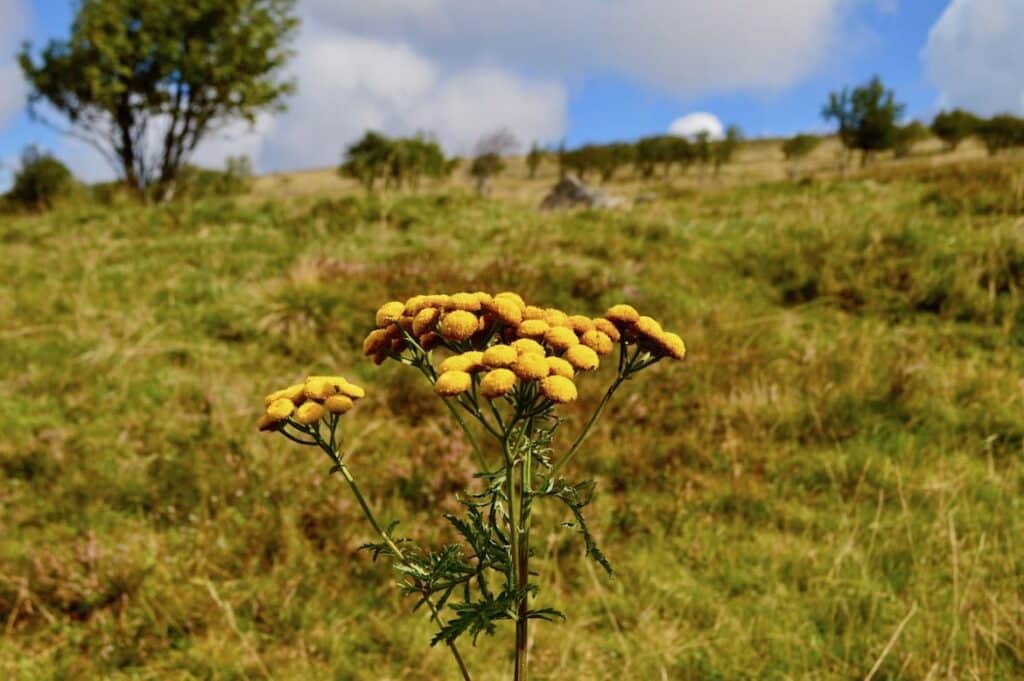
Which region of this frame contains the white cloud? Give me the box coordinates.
[923,0,1024,115]
[305,0,852,96]
[258,30,566,170]
[668,113,725,140]
[0,0,28,128]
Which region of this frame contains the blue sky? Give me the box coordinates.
[566,3,947,143]
[1,0,1022,184]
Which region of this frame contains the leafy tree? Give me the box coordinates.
[388,135,450,189]
[559,143,635,183]
[469,154,505,194]
[822,75,905,165]
[693,131,713,177]
[712,125,743,175]
[5,145,76,210]
[780,133,822,180]
[893,121,930,158]
[560,146,592,180]
[781,134,821,161]
[341,131,395,191]
[469,130,517,194]
[634,135,680,179]
[596,143,635,182]
[666,136,695,177]
[525,142,547,179]
[340,131,452,192]
[930,109,980,151]
[975,114,1024,156]
[18,0,298,200]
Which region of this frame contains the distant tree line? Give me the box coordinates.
[533,125,743,183]
[818,75,1024,165]
[339,131,458,191]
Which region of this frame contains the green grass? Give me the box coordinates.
[2,158,1023,679]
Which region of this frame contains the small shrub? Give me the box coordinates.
[175,155,253,199]
[4,146,76,210]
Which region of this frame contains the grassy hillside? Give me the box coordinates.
[2,154,1023,679]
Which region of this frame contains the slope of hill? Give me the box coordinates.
[1,152,1023,679]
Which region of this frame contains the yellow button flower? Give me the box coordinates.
[484,296,524,325]
[546,356,575,379]
[655,331,687,360]
[517,319,549,339]
[439,310,479,341]
[593,318,622,342]
[294,401,325,425]
[325,394,354,413]
[375,301,406,328]
[568,315,595,334]
[404,295,428,315]
[606,304,640,326]
[482,344,518,368]
[258,413,282,431]
[544,308,569,328]
[544,326,580,351]
[540,375,577,404]
[580,329,614,356]
[425,294,451,309]
[363,328,392,356]
[264,383,305,406]
[266,398,296,421]
[450,292,482,312]
[513,353,549,380]
[412,307,440,336]
[304,376,338,401]
[435,370,473,396]
[511,338,545,356]
[494,292,526,311]
[633,315,664,343]
[439,351,484,373]
[338,382,366,399]
[565,344,600,371]
[523,305,546,320]
[480,368,517,398]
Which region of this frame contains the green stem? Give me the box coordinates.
[501,429,525,680]
[548,376,623,481]
[335,463,473,681]
[312,431,473,681]
[515,419,532,681]
[442,396,491,473]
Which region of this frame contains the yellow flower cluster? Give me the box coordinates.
[366,293,685,403]
[259,375,365,431]
[604,304,687,360]
[364,292,684,407]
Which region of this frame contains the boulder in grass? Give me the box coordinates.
[539,175,626,210]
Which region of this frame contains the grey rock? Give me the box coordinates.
[539,175,626,211]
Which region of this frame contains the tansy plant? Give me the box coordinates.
[258,292,685,680]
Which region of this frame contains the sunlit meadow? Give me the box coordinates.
[2,151,1023,679]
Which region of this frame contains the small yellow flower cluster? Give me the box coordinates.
[259,375,365,431]
[364,292,684,407]
[604,304,687,360]
[434,341,580,404]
